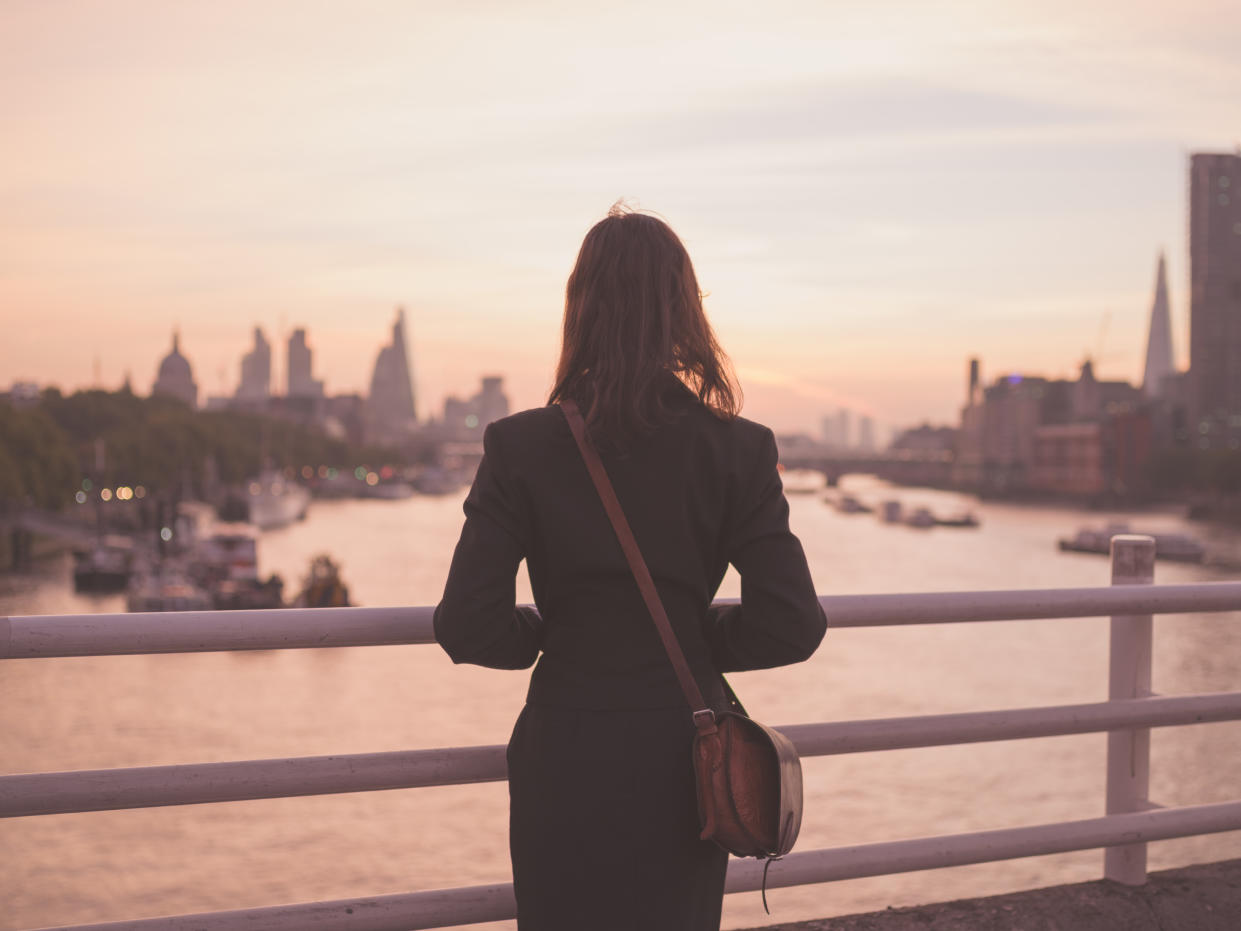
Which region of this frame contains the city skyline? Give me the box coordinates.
[3,1,1239,432]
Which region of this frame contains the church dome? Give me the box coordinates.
[159,348,192,380]
[153,330,198,408]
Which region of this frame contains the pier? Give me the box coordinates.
[3,535,1241,928]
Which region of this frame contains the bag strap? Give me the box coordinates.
[559,400,718,734]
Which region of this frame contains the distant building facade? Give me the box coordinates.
[287,328,324,399]
[856,415,876,452]
[236,327,272,403]
[1189,151,1241,445]
[442,376,510,440]
[1,381,41,409]
[820,408,852,449]
[954,358,1147,499]
[366,308,418,445]
[152,331,198,408]
[891,424,957,455]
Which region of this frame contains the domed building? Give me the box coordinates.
[153,330,198,408]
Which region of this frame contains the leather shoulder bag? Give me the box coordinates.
[559,400,804,868]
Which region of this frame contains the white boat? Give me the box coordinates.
[937,512,981,528]
[1057,524,1206,563]
[363,481,415,500]
[246,471,311,529]
[782,470,823,495]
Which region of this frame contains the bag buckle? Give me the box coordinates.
[692,708,716,729]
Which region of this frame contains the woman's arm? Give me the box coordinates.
[434,423,542,670]
[703,428,826,672]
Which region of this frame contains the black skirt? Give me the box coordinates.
[507,703,729,931]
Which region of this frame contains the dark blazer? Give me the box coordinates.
[435,397,827,707]
[434,394,825,930]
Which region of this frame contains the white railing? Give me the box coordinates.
[3,534,1241,930]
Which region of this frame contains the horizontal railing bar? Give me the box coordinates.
[779,689,1241,756]
[0,605,437,658]
[0,746,508,818]
[38,800,1241,931]
[727,798,1241,891]
[4,582,1241,658]
[8,692,1241,818]
[821,582,1241,628]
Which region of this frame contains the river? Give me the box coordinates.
[3,475,1240,930]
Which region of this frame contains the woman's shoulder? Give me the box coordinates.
[487,405,564,436]
[687,405,775,454]
[484,402,774,462]
[482,406,569,456]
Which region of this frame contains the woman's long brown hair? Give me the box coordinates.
[548,205,740,442]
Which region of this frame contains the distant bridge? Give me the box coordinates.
[8,509,99,550]
[776,442,955,487]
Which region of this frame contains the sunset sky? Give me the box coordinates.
[2,0,1238,434]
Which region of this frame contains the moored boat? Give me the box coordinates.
[937,512,981,528]
[246,471,311,529]
[835,494,874,514]
[126,563,212,612]
[73,536,135,592]
[1057,524,1206,563]
[905,506,936,529]
[294,554,352,608]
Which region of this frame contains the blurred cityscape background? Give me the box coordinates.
[2,3,1240,929]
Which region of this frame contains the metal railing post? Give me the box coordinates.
[1103,534,1156,884]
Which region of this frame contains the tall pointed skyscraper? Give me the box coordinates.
[1141,252,1174,398]
[366,307,418,443]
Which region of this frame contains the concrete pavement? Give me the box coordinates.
[743,858,1241,930]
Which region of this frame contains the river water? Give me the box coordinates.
[3,475,1241,930]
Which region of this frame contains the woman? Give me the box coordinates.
[434,206,826,930]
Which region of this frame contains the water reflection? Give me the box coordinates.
[2,480,1239,930]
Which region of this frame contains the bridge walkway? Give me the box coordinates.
[745,857,1241,931]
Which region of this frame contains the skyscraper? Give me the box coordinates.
[367,307,417,443]
[236,326,271,402]
[1189,151,1241,440]
[287,328,323,398]
[1141,252,1174,398]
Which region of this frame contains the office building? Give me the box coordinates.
[287,328,324,399]
[367,307,418,444]
[236,327,272,402]
[1142,253,1174,399]
[1189,151,1241,442]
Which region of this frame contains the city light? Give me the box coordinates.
[74,491,87,504]
[134,486,146,499]
[100,488,112,501]
[159,527,173,542]
[366,471,379,486]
